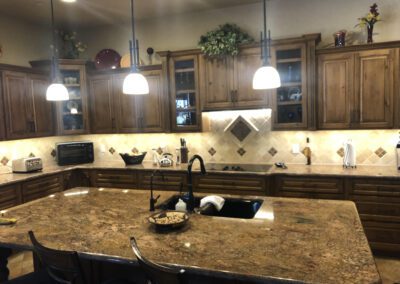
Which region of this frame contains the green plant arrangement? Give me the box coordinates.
[198,23,254,58]
[59,31,87,59]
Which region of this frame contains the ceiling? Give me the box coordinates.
[0,0,261,29]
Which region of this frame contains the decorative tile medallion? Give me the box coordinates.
[374,147,387,158]
[109,147,116,155]
[131,147,139,154]
[29,153,35,158]
[224,115,259,146]
[156,147,163,155]
[337,147,345,158]
[237,148,246,156]
[208,147,216,156]
[268,147,278,157]
[50,149,57,158]
[230,120,252,142]
[0,157,9,166]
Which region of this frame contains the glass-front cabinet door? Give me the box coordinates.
[272,43,307,129]
[57,60,89,135]
[168,54,201,132]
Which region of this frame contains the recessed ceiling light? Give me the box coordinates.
[61,0,76,3]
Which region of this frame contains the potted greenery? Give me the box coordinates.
[198,23,254,58]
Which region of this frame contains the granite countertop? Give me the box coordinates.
[0,187,380,283]
[0,160,399,188]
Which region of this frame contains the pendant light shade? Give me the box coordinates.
[46,83,69,101]
[46,0,69,101]
[252,0,281,90]
[253,66,281,89]
[123,0,149,95]
[123,72,149,95]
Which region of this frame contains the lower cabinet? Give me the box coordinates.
[0,184,21,210]
[274,176,345,199]
[193,174,267,196]
[137,171,186,191]
[347,178,400,254]
[21,175,63,203]
[90,170,137,189]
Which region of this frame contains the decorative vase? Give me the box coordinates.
[367,24,374,44]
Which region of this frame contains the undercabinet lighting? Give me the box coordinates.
[204,108,272,121]
[123,190,129,193]
[48,194,55,198]
[64,190,89,197]
[0,210,7,215]
[61,0,76,3]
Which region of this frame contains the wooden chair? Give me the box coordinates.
[130,237,185,284]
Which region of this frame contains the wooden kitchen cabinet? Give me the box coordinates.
[274,176,345,199]
[137,171,186,191]
[90,170,137,189]
[21,174,63,203]
[1,69,54,139]
[0,184,21,210]
[317,45,398,129]
[347,178,400,254]
[89,66,166,134]
[193,174,267,196]
[199,46,269,111]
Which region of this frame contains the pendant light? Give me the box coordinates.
[122,0,149,95]
[252,0,281,90]
[46,0,69,101]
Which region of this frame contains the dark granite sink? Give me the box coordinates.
[158,195,263,219]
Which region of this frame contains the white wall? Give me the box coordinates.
[80,0,400,63]
[0,13,50,67]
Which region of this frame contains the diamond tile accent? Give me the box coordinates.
[230,120,252,142]
[208,147,216,156]
[131,147,139,154]
[29,153,35,158]
[337,147,345,158]
[237,148,246,156]
[375,147,387,158]
[109,147,116,155]
[1,157,9,166]
[268,147,278,157]
[156,147,163,155]
[50,149,57,158]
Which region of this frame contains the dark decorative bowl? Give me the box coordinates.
[148,210,189,231]
[119,152,147,165]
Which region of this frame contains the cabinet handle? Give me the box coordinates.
[234,90,238,103]
[31,121,36,133]
[230,90,233,102]
[111,118,116,129]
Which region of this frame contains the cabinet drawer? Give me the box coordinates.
[356,201,400,219]
[92,170,136,189]
[348,178,400,201]
[22,175,63,202]
[0,184,21,210]
[138,171,186,191]
[275,176,344,199]
[194,174,266,195]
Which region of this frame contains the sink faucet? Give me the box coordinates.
[187,155,206,212]
[150,170,163,211]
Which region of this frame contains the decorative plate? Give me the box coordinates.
[94,49,121,70]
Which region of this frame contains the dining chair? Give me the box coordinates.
[130,237,185,284]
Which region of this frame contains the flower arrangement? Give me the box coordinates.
[356,3,381,28]
[59,31,87,59]
[198,23,254,58]
[356,3,381,43]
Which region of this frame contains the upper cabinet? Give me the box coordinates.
[30,60,90,135]
[159,51,201,132]
[1,68,54,140]
[88,66,167,134]
[199,46,269,111]
[271,34,320,130]
[317,44,399,129]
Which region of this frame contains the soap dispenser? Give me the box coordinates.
[175,199,187,212]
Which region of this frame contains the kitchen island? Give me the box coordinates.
[0,187,380,283]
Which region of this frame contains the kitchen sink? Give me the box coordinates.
[158,195,263,219]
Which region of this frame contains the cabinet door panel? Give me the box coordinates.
[2,71,32,139]
[140,70,164,132]
[22,175,63,203]
[113,73,140,133]
[89,75,114,133]
[201,57,232,110]
[91,170,137,189]
[355,49,394,128]
[234,47,268,108]
[30,74,54,137]
[318,53,353,129]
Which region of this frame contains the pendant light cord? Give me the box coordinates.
[262,0,271,66]
[50,0,59,82]
[130,0,138,71]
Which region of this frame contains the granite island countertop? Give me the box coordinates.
[0,160,399,188]
[0,187,380,283]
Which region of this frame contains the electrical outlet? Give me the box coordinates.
[292,144,300,154]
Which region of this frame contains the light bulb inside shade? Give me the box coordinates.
[123,72,149,95]
[46,83,69,101]
[252,65,281,90]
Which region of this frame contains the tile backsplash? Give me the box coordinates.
[0,109,399,171]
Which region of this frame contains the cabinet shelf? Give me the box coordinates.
[277,101,302,106]
[63,112,83,115]
[276,58,302,63]
[175,68,195,73]
[65,84,80,87]
[280,82,302,87]
[176,107,196,112]
[176,89,196,95]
